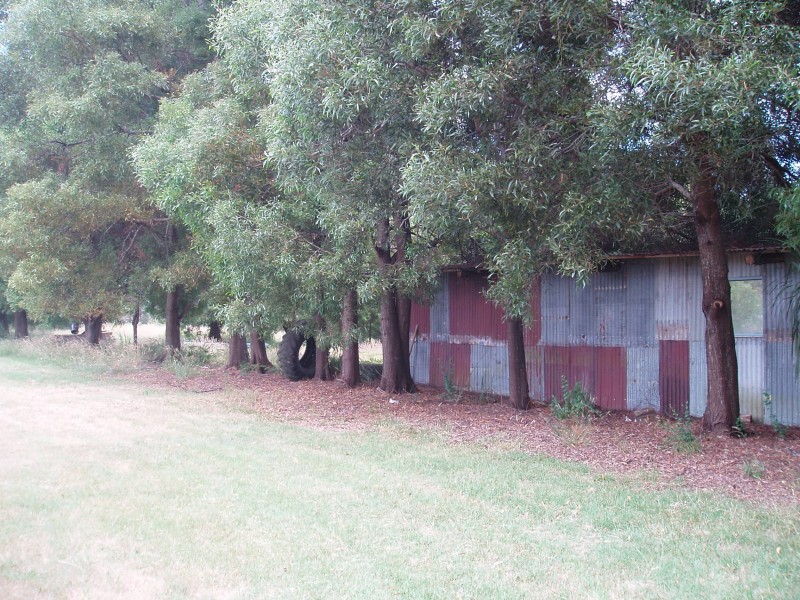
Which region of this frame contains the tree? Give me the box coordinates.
[0,0,213,343]
[399,1,627,408]
[237,0,451,393]
[591,0,800,431]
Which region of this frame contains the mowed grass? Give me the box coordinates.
[0,348,798,599]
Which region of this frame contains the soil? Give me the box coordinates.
[126,366,800,507]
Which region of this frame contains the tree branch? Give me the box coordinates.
[668,177,692,201]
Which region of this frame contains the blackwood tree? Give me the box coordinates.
[591,0,800,431]
[0,0,213,344]
[399,1,629,408]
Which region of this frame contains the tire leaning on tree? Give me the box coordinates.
[277,325,316,381]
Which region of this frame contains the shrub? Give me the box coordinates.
[550,377,600,420]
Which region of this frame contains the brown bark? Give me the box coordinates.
[0,311,9,337]
[314,314,332,381]
[14,310,28,339]
[341,289,361,388]
[249,330,272,373]
[507,317,531,410]
[692,157,739,432]
[209,321,223,341]
[132,302,140,345]
[375,215,416,393]
[165,286,182,352]
[226,333,249,369]
[86,314,103,345]
[379,285,416,393]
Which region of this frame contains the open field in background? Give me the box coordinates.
[0,342,799,599]
[46,323,385,367]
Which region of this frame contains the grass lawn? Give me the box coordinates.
[0,346,798,599]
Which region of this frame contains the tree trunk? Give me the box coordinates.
[313,314,331,381]
[14,310,28,338]
[132,302,140,345]
[226,333,249,369]
[0,311,9,337]
[249,330,272,373]
[692,157,739,432]
[507,316,531,410]
[86,314,103,345]
[165,285,182,352]
[379,285,416,393]
[341,289,361,387]
[209,321,223,341]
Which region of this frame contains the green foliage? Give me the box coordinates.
[442,369,462,404]
[165,345,216,379]
[762,393,787,439]
[591,0,800,252]
[662,414,702,454]
[731,417,750,439]
[0,0,215,326]
[741,459,766,481]
[550,377,600,421]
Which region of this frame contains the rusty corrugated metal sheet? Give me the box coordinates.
[410,339,430,385]
[735,337,765,422]
[687,260,706,342]
[525,345,544,401]
[429,341,470,389]
[470,343,509,396]
[689,340,707,417]
[659,340,690,417]
[569,280,594,345]
[626,346,660,411]
[430,274,450,341]
[449,271,506,341]
[540,274,571,345]
[765,341,800,426]
[764,263,799,342]
[543,346,570,401]
[625,261,657,346]
[594,347,627,411]
[410,301,430,338]
[656,258,691,340]
[569,346,594,392]
[594,270,626,347]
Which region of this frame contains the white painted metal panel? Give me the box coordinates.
[410,339,430,385]
[470,343,509,396]
[626,346,660,411]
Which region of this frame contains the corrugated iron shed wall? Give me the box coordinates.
[449,271,506,340]
[409,254,798,425]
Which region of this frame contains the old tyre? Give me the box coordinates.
[278,328,316,381]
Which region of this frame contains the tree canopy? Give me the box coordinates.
[1,0,798,427]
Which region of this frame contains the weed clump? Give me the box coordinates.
[662,413,701,454]
[550,377,600,421]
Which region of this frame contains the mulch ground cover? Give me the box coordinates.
[126,366,800,506]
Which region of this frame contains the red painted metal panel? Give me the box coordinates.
[429,342,471,388]
[449,272,507,340]
[544,345,627,410]
[659,340,689,417]
[410,301,430,337]
[544,346,570,401]
[594,347,627,411]
[569,346,594,392]
[523,277,542,347]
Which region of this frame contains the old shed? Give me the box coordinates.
[409,252,800,426]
